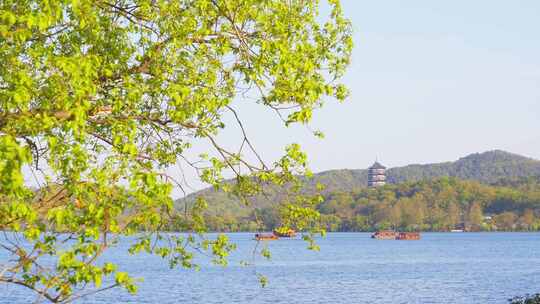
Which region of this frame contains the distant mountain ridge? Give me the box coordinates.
[175,150,540,214]
[285,150,540,195]
[389,150,540,183]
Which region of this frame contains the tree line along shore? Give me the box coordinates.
[171,176,540,233]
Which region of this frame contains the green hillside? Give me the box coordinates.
[304,150,540,192]
[175,150,540,214]
[179,150,540,200]
[387,150,540,184]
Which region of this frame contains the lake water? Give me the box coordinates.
[2,233,540,303]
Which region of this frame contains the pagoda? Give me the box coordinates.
[368,161,386,188]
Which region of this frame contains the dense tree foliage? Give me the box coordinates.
[191,176,540,232]
[0,0,352,302]
[316,177,540,232]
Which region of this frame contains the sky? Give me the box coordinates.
[168,0,540,196]
[307,0,540,167]
[192,0,540,180]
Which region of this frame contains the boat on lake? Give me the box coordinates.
[371,231,420,240]
[371,230,398,240]
[254,233,279,241]
[396,232,420,240]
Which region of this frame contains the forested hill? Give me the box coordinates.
[389,150,540,183]
[307,150,540,194]
[175,150,540,216]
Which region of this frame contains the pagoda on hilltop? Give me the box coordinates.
[368,161,386,188]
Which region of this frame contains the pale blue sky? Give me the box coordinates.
[313,0,540,167]
[171,0,540,195]
[225,0,540,167]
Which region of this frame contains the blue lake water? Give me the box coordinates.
[2,233,540,303]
